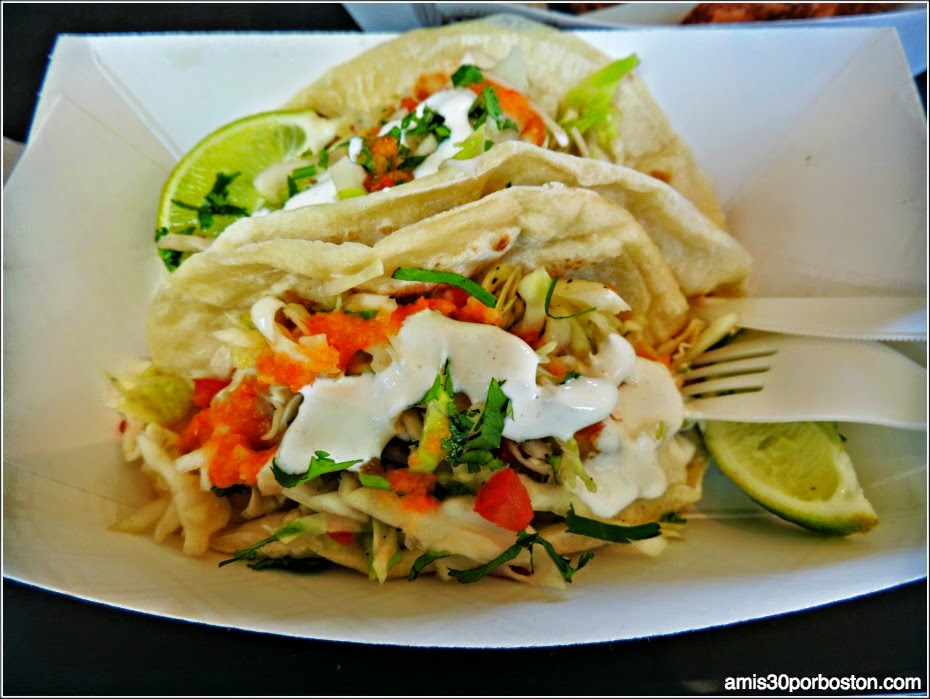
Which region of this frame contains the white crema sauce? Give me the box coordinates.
[275,309,634,473]
[566,358,689,517]
[273,309,688,520]
[283,89,476,210]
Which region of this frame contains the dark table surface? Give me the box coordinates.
[3,3,928,696]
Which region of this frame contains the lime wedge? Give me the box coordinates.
[700,421,878,535]
[156,110,341,267]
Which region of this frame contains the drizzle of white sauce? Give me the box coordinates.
[567,358,687,518]
[274,309,635,473]
[282,88,477,209]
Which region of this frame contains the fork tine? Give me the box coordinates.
[681,374,766,397]
[683,355,772,381]
[690,338,776,366]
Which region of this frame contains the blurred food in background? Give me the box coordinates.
[679,3,904,24]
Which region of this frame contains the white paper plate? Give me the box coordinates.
[3,27,927,648]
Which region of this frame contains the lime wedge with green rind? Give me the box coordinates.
[700,421,878,536]
[156,109,343,268]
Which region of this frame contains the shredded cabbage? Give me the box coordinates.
[109,364,192,425]
[558,54,640,151]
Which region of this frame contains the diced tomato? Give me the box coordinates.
[191,378,229,408]
[400,96,420,112]
[364,170,413,193]
[327,531,356,546]
[473,468,534,532]
[513,329,544,348]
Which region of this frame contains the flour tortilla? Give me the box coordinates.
[284,15,726,228]
[147,183,690,378]
[214,142,751,300]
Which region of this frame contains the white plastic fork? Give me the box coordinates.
[681,331,928,430]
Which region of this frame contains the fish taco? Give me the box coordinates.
[156,16,730,271]
[111,182,740,587]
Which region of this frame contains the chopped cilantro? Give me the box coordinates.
[171,171,250,231]
[399,154,427,170]
[408,550,452,580]
[154,225,190,271]
[287,163,319,196]
[218,516,308,567]
[442,378,511,474]
[272,451,362,488]
[401,106,451,141]
[247,556,333,573]
[564,504,661,543]
[391,267,498,307]
[469,86,518,132]
[433,479,476,499]
[464,379,511,453]
[544,276,596,320]
[451,64,484,87]
[447,530,593,584]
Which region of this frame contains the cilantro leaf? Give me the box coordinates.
[564,504,661,543]
[441,378,510,473]
[401,106,451,141]
[466,379,511,452]
[418,359,455,405]
[408,550,452,580]
[447,530,592,584]
[287,164,319,198]
[154,225,192,271]
[218,516,317,568]
[469,86,518,132]
[451,64,484,87]
[272,451,362,488]
[247,556,333,573]
[218,532,280,567]
[544,276,596,319]
[391,267,497,307]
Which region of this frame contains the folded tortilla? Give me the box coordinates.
[284,15,726,229]
[148,183,691,378]
[213,142,751,300]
